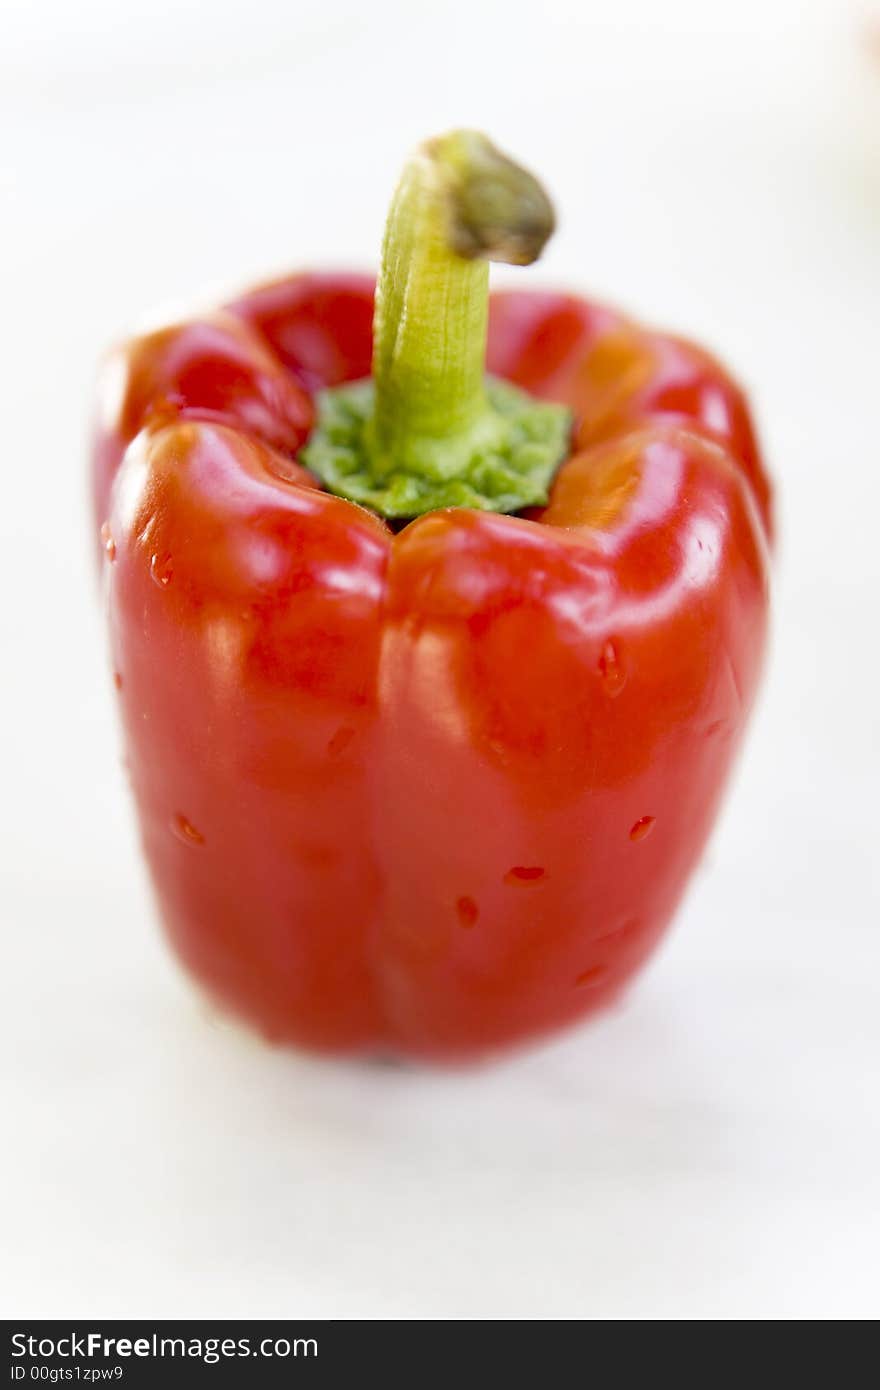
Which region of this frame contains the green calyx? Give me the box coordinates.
[304,376,572,518]
[301,130,572,519]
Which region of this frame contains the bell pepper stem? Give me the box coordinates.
[301,131,571,518]
[371,131,553,467]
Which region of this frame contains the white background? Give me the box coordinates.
[2,0,879,1319]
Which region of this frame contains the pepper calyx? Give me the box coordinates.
[302,376,571,518]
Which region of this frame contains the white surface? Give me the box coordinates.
[2,0,879,1320]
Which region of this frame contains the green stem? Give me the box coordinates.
[301,131,572,519]
[370,136,493,468]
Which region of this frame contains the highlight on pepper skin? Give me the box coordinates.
[93,132,771,1062]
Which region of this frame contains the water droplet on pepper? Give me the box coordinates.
[504,865,546,884]
[597,917,638,942]
[327,726,356,757]
[598,638,626,695]
[629,816,655,842]
[150,553,173,588]
[456,896,479,928]
[575,965,609,988]
[172,813,204,846]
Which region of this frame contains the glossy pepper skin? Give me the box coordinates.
[94,269,770,1061]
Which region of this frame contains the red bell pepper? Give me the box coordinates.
[94,132,771,1060]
